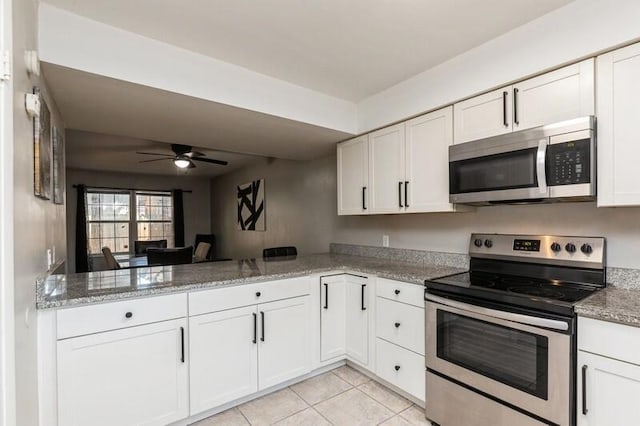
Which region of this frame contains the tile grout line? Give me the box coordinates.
[311,406,335,425]
[236,406,252,426]
[356,381,412,414]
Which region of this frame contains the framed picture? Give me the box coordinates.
[237,179,265,231]
[33,87,52,200]
[52,126,65,205]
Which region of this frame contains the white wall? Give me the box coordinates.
[12,0,67,425]
[210,155,338,259]
[357,0,640,132]
[66,168,212,272]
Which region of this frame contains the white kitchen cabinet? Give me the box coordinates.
[404,107,457,213]
[345,275,368,366]
[578,350,640,426]
[337,135,369,214]
[368,123,406,213]
[57,319,189,426]
[597,42,640,206]
[513,59,594,132]
[453,60,594,144]
[453,86,513,144]
[258,296,312,389]
[320,275,346,361]
[189,306,258,414]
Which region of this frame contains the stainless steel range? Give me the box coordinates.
[424,234,606,426]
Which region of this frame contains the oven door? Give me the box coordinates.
[449,137,548,204]
[425,294,571,426]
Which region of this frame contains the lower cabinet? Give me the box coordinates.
[320,274,369,366]
[189,295,312,415]
[375,338,425,401]
[57,319,189,426]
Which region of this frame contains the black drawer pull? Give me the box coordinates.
[260,311,265,342]
[502,91,508,127]
[323,283,329,309]
[362,186,367,210]
[394,322,401,328]
[125,312,133,319]
[394,365,401,371]
[252,312,257,344]
[513,87,519,125]
[361,284,366,311]
[180,326,185,363]
[404,181,409,208]
[582,365,588,415]
[398,182,403,208]
[255,291,261,297]
[394,289,400,295]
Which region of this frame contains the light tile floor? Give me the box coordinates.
[192,365,431,426]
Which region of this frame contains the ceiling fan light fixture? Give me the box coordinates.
[174,157,191,169]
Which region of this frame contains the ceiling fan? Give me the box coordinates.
[136,144,228,169]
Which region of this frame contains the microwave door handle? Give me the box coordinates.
[536,139,548,195]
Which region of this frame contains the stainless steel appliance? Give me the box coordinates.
[424,234,606,426]
[449,116,596,205]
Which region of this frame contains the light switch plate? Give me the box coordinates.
[382,235,389,247]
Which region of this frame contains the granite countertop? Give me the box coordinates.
[575,287,640,327]
[38,253,465,309]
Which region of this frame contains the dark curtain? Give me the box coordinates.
[75,184,90,273]
[172,189,185,247]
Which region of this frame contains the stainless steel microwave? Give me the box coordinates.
[449,116,596,205]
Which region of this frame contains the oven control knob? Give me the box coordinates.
[474,238,483,247]
[581,244,593,254]
[565,243,577,253]
[550,242,562,252]
[484,239,493,248]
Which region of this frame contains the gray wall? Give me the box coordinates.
[210,155,339,259]
[211,153,640,269]
[66,168,212,272]
[12,0,67,424]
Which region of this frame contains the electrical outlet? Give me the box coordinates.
[382,235,389,247]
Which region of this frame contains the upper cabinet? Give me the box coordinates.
[454,59,594,144]
[337,106,461,216]
[596,42,640,206]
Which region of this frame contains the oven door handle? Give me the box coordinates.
[536,139,548,195]
[425,293,569,331]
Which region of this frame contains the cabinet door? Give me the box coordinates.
[368,123,406,213]
[57,319,188,426]
[345,276,368,366]
[597,43,640,206]
[578,350,640,426]
[513,58,594,131]
[189,306,258,415]
[337,136,369,215]
[453,86,512,144]
[258,296,312,390]
[405,107,456,213]
[320,276,346,361]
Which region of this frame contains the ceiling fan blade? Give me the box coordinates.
[191,157,228,166]
[136,151,173,157]
[185,151,205,158]
[139,158,173,163]
[187,160,196,169]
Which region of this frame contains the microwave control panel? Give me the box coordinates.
[546,139,591,186]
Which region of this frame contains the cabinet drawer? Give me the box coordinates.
[376,278,424,308]
[189,277,311,316]
[57,293,187,340]
[578,316,640,365]
[376,338,425,401]
[376,297,424,355]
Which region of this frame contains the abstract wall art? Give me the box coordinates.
[237,179,265,231]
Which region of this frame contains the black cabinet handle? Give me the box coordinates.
[398,182,403,207]
[502,91,508,127]
[394,322,401,328]
[582,365,588,415]
[361,284,366,311]
[255,291,261,297]
[404,181,409,208]
[125,311,133,319]
[252,312,257,344]
[394,289,400,295]
[394,365,401,371]
[323,283,329,309]
[513,88,519,125]
[180,326,185,363]
[362,186,367,210]
[260,311,265,342]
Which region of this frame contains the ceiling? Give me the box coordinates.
[42,0,573,101]
[42,63,352,162]
[65,130,262,177]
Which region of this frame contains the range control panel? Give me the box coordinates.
[546,139,591,186]
[469,233,605,269]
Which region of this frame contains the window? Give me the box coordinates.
[86,189,174,256]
